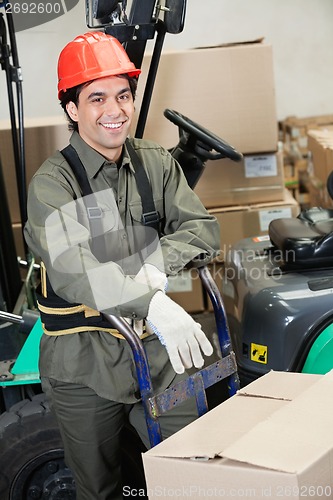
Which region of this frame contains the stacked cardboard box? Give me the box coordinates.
[138,40,292,216]
[306,129,333,208]
[280,114,333,157]
[209,188,299,262]
[138,38,283,209]
[281,151,310,209]
[0,116,70,259]
[279,114,333,208]
[194,151,285,208]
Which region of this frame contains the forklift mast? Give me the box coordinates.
[0,8,26,314]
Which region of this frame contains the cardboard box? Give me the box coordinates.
[0,116,70,224]
[209,189,300,260]
[306,175,333,209]
[280,114,333,157]
[136,39,278,155]
[284,158,308,191]
[307,129,333,185]
[143,370,333,499]
[194,151,283,208]
[167,269,204,313]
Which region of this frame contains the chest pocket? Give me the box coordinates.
[129,198,165,233]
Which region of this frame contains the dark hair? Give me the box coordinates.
[59,75,138,132]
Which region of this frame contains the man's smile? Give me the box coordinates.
[100,122,124,130]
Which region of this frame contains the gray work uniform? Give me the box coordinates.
[24,131,221,499]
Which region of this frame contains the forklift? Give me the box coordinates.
[222,189,333,387]
[0,1,242,498]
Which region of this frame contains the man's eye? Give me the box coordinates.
[118,94,129,101]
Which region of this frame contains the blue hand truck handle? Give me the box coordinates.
[103,265,239,448]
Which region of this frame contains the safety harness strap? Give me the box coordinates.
[61,144,107,261]
[125,139,160,233]
[41,324,151,340]
[38,299,150,340]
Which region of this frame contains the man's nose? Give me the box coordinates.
[104,98,121,116]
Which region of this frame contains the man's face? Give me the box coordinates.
[66,75,135,162]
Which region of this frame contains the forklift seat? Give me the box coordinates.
[268,207,333,269]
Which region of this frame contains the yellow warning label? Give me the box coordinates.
[251,343,268,364]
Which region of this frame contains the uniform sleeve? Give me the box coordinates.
[157,150,221,275]
[24,164,156,319]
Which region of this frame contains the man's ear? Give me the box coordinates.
[66,101,78,122]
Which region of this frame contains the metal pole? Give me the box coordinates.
[198,266,240,396]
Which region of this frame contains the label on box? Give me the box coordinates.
[291,126,300,138]
[252,235,270,243]
[167,273,193,293]
[259,207,292,231]
[245,155,277,178]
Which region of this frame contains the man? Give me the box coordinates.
[24,31,220,499]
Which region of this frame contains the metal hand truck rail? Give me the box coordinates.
[104,265,240,448]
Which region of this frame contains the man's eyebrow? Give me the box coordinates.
[118,86,131,95]
[87,91,106,100]
[87,87,131,100]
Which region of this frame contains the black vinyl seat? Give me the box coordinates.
[268,207,333,269]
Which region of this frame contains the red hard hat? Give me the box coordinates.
[57,31,141,99]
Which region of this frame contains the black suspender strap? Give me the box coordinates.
[61,145,93,197]
[125,139,160,233]
[61,145,106,261]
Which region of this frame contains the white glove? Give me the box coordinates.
[122,265,167,337]
[134,263,168,292]
[146,291,213,374]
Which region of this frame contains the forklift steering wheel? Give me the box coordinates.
[164,108,243,162]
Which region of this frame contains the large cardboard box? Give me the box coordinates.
[143,370,333,499]
[209,189,300,260]
[136,39,278,155]
[194,151,284,208]
[0,117,70,224]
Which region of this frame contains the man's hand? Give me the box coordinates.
[146,291,213,374]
